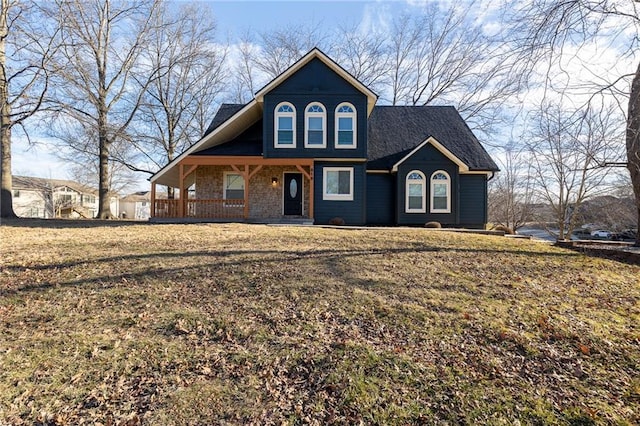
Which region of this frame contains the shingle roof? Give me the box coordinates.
[12,175,98,195]
[367,106,498,171]
[203,103,246,137]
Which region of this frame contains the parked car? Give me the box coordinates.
[590,230,612,238]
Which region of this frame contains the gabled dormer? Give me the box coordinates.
[255,48,377,159]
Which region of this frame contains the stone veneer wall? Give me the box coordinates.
[195,165,310,219]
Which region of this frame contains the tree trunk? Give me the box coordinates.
[627,61,640,247]
[0,0,16,219]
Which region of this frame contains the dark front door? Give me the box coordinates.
[283,173,303,215]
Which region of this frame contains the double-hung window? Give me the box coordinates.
[305,103,326,148]
[224,172,245,207]
[335,103,356,148]
[323,167,353,201]
[274,103,296,148]
[405,171,426,213]
[430,171,451,213]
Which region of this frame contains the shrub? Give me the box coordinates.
[329,217,346,226]
[493,224,515,235]
[425,221,441,228]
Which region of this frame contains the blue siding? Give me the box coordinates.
[314,162,367,225]
[263,58,368,159]
[366,173,394,225]
[459,175,488,228]
[396,143,459,226]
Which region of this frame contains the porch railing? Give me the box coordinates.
[154,199,180,218]
[154,199,245,219]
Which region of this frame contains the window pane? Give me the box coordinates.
[308,117,323,130]
[338,171,350,194]
[308,105,324,113]
[433,183,447,197]
[278,104,293,113]
[408,183,422,197]
[337,130,353,145]
[308,130,323,144]
[278,130,293,144]
[278,116,292,130]
[326,171,338,194]
[408,172,423,180]
[338,117,352,131]
[433,196,447,210]
[409,196,422,209]
[226,189,244,199]
[337,105,354,113]
[226,174,244,190]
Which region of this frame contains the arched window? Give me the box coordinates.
[305,102,326,148]
[274,102,296,148]
[430,171,451,213]
[405,171,426,213]
[335,103,356,148]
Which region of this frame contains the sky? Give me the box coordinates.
[11,0,400,191]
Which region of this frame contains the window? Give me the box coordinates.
[274,102,296,148]
[305,102,326,148]
[335,103,356,148]
[223,172,245,207]
[430,171,451,213]
[83,195,95,205]
[59,194,73,204]
[323,167,353,201]
[405,171,426,213]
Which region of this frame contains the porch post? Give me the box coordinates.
[309,165,314,220]
[243,164,250,219]
[150,182,156,218]
[179,163,185,217]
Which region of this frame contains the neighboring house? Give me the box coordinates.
[149,48,498,227]
[120,191,163,220]
[12,175,120,219]
[12,176,99,218]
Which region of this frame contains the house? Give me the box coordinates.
[12,175,119,219]
[120,190,167,220]
[149,48,498,227]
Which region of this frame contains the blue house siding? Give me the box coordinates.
[366,173,395,225]
[395,143,458,226]
[263,58,368,159]
[314,162,367,225]
[458,174,488,228]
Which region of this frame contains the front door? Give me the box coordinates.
[283,173,303,215]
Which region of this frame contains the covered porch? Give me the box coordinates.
[150,156,314,222]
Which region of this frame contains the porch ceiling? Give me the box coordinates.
[151,101,263,188]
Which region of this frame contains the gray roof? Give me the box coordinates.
[203,103,245,137]
[367,106,498,171]
[198,104,498,171]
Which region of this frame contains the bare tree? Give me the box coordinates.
[385,3,524,137]
[509,0,640,244]
[127,2,227,198]
[488,147,534,231]
[331,24,390,95]
[525,99,624,240]
[49,0,160,219]
[0,0,58,219]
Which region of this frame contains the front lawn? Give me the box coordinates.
[0,222,638,424]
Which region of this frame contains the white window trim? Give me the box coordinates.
[334,102,357,149]
[322,167,354,201]
[430,170,451,213]
[274,102,296,148]
[304,102,327,148]
[405,170,426,213]
[223,171,245,207]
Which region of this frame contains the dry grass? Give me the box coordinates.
[0,220,638,425]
